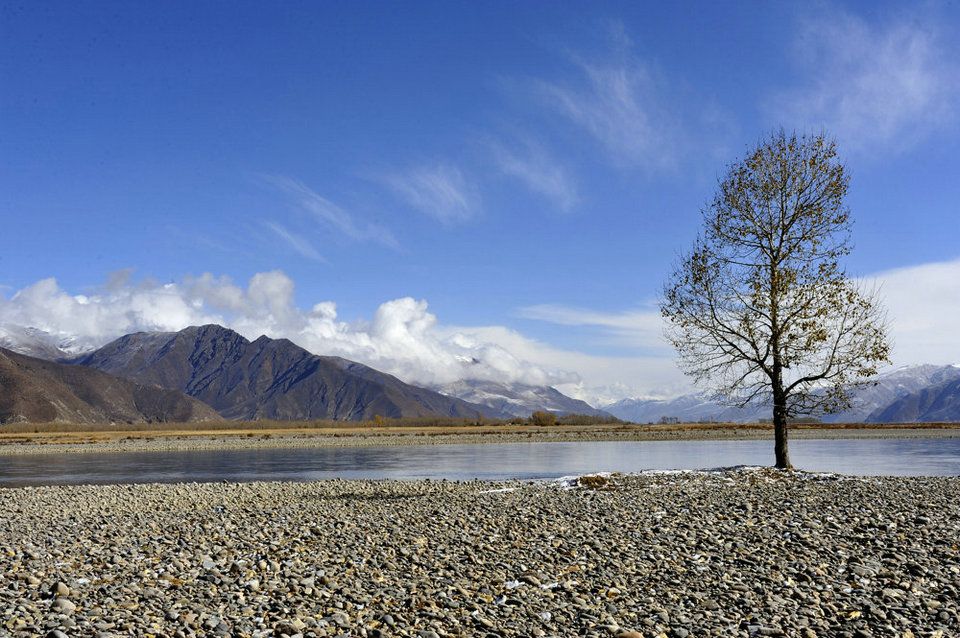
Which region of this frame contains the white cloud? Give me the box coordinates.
[769,8,959,152]
[0,277,222,347]
[447,323,690,406]
[384,163,479,224]
[489,137,578,212]
[516,256,960,401]
[867,257,960,366]
[265,175,400,249]
[513,303,690,404]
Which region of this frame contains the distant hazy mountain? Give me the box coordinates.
[72,325,503,421]
[437,379,612,418]
[0,347,219,424]
[603,393,765,424]
[866,375,960,423]
[604,364,960,424]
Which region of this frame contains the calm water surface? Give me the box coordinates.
[1,438,958,487]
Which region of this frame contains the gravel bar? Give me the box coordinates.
[1,470,958,637]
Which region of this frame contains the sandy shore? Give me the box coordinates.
[0,422,958,456]
[2,470,957,637]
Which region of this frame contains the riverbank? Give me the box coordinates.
[1,422,958,456]
[1,470,957,637]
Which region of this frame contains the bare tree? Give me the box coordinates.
[660,131,890,469]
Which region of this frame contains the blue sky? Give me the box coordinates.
[2,1,959,404]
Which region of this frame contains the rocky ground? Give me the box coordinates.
[1,470,957,638]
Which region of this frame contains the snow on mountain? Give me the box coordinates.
[436,379,612,418]
[602,393,767,424]
[0,324,96,360]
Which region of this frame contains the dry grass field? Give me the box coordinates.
[1,418,958,453]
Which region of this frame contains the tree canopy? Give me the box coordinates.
[660,131,890,468]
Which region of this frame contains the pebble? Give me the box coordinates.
[50,599,76,613]
[0,470,957,637]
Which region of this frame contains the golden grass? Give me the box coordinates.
[577,474,610,489]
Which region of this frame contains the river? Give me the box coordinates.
[2,437,959,487]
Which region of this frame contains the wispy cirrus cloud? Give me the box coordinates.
[264,221,326,262]
[533,25,684,171]
[518,303,669,355]
[489,136,578,213]
[264,175,400,250]
[768,8,959,153]
[384,163,479,224]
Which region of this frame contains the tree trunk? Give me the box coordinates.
[773,409,791,469]
[770,335,793,469]
[772,385,792,470]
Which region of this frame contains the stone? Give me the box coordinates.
[51,598,76,613]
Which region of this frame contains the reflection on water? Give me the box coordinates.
[2,438,958,487]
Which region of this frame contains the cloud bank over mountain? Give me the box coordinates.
[0,270,581,394]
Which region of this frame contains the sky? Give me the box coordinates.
[2,1,959,406]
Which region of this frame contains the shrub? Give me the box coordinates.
[528,410,557,426]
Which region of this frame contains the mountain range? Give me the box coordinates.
[0,324,618,424]
[1,322,959,424]
[602,364,960,424]
[71,324,504,422]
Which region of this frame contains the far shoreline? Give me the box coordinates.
[0,421,958,456]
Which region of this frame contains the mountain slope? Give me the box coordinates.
[72,325,502,421]
[437,379,611,418]
[0,347,220,424]
[839,364,960,422]
[866,376,960,423]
